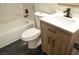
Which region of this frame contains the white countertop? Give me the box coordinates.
[40,13,79,33]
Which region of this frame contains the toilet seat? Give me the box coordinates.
[21,28,40,41]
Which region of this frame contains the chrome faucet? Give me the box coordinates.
[64,8,72,18]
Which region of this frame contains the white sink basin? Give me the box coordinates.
[43,14,78,26]
[55,16,76,26]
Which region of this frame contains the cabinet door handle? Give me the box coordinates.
[48,37,51,44]
[48,37,55,46]
[52,39,55,47]
[48,28,56,34]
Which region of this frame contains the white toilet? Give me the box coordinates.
[21,28,41,49]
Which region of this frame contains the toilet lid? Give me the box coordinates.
[21,28,40,39]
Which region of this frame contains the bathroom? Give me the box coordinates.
[0,3,79,55]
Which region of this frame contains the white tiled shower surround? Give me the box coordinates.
[0,3,24,24]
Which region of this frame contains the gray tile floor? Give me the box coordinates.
[0,39,46,55]
[1,39,79,55]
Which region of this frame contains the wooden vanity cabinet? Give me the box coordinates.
[40,20,78,55]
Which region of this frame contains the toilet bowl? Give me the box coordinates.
[21,28,41,49]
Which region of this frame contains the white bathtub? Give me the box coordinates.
[0,18,34,48]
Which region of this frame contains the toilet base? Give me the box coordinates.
[28,37,41,49]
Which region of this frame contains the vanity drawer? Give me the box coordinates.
[46,22,56,34]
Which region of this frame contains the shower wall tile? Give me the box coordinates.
[23,4,35,21]
[0,3,23,24]
[23,3,36,27]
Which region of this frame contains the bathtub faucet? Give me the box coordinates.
[24,9,28,17]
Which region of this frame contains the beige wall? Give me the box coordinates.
[35,3,56,14]
[0,3,23,24]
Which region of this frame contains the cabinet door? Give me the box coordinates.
[47,24,70,55]
[47,28,60,55]
[58,41,68,55]
[48,30,68,55]
[47,31,54,54]
[53,28,71,54]
[40,21,48,53]
[41,21,54,54]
